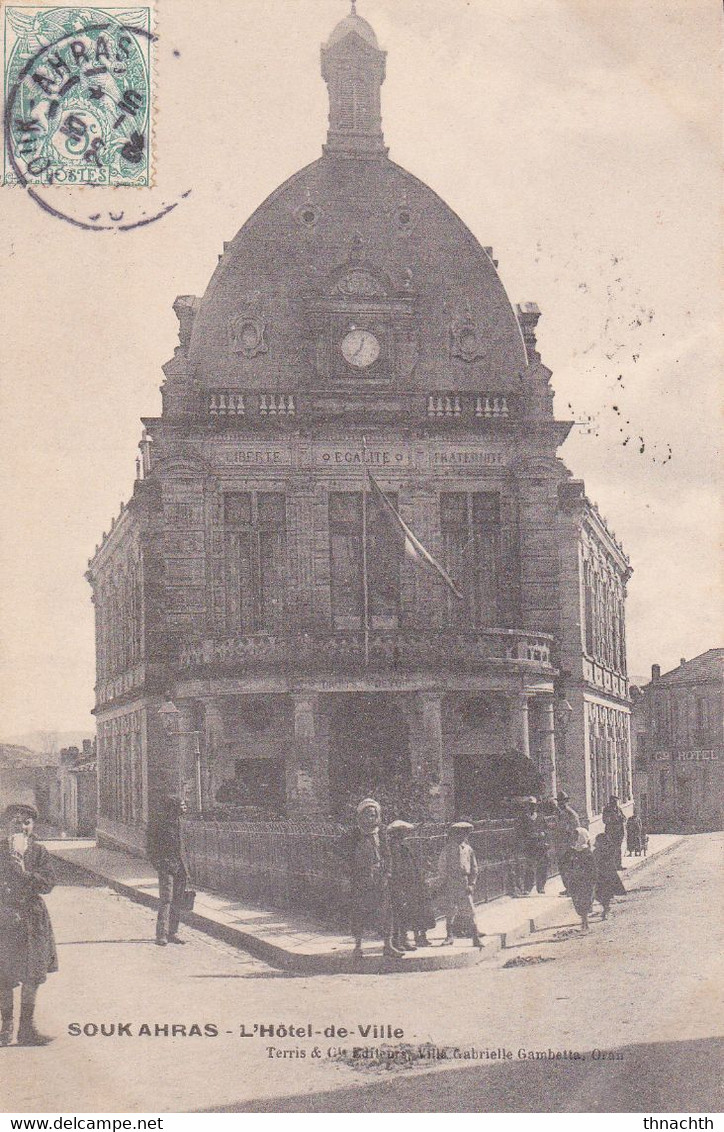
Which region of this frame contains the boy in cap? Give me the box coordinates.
[0,803,57,1046]
[386,820,436,950]
[437,821,484,948]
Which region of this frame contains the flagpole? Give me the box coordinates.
[361,436,370,668]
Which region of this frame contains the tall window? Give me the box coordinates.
[224,492,286,632]
[440,492,500,627]
[328,491,400,628]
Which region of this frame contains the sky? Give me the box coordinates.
[0,0,721,735]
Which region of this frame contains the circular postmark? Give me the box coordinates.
[3,6,190,230]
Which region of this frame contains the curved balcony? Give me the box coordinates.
[178,628,554,677]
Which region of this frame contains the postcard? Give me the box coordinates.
[1,0,721,1117]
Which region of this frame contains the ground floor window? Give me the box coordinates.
[97,712,144,824]
[586,701,632,815]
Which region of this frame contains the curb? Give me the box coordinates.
[49,837,684,975]
[50,853,486,975]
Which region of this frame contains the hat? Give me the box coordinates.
[573,827,591,851]
[556,791,570,803]
[386,820,415,834]
[449,821,474,831]
[3,803,38,822]
[356,798,381,819]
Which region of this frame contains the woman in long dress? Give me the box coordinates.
[567,827,595,931]
[594,833,626,919]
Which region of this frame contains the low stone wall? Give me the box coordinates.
[181,817,559,926]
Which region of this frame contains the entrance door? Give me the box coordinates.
[328,693,410,815]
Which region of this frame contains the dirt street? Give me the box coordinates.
[2,833,722,1112]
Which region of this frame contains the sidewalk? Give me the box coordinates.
[46,834,683,975]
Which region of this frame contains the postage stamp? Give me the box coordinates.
[3,6,152,187]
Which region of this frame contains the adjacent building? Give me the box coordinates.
[632,650,723,832]
[87,8,633,859]
[58,741,98,837]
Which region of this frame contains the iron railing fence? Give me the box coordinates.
[181,817,560,926]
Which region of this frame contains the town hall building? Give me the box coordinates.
[87,7,633,857]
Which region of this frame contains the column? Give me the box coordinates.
[539,697,558,800]
[412,691,454,822]
[288,693,329,815]
[202,698,226,812]
[518,693,531,760]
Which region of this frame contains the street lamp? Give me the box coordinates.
[158,699,202,813]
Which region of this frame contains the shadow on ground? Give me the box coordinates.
[51,858,106,887]
[203,1036,723,1113]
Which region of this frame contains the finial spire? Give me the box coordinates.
[322,2,387,156]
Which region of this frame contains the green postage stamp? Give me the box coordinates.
[4,6,152,187]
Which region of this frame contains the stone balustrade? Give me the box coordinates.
[426,393,511,420]
[179,627,553,675]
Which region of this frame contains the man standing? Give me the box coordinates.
[0,803,57,1046]
[147,794,189,946]
[553,790,580,895]
[602,794,627,869]
[512,798,549,896]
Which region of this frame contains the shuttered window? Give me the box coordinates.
[440,491,501,628]
[224,492,286,632]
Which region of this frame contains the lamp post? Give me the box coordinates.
[158,699,202,814]
[553,693,574,801]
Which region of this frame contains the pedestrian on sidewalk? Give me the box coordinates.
[511,797,549,897]
[553,791,580,895]
[386,820,436,950]
[438,821,484,948]
[349,799,402,959]
[602,795,627,868]
[147,794,190,947]
[593,833,626,919]
[0,804,57,1046]
[567,827,595,931]
[626,808,645,856]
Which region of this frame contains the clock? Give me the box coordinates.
[341,329,380,369]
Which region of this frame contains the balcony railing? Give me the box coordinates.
[426,393,512,420]
[179,627,554,675]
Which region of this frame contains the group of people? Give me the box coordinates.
[350,799,485,958]
[551,791,641,930]
[351,790,644,953]
[0,787,646,1044]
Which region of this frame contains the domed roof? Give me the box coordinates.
[188,154,527,392]
[326,12,379,49]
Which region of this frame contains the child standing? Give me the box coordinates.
[437,821,484,948]
[386,820,436,950]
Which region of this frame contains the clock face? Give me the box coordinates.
[341,329,381,369]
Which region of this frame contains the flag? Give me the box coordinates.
[367,472,464,600]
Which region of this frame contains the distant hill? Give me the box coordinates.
[5,731,93,757]
[0,743,58,768]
